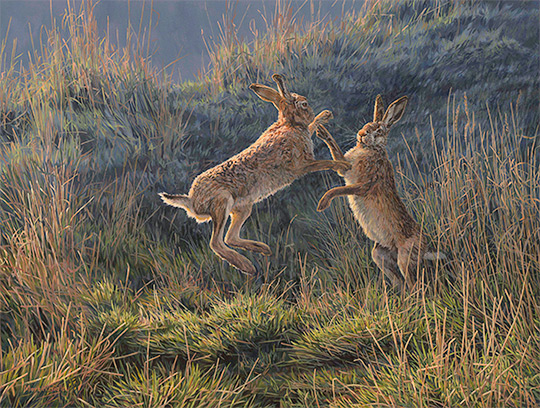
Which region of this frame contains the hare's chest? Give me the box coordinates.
[270,135,314,172]
[343,148,370,183]
[342,148,394,246]
[288,135,314,160]
[348,195,393,246]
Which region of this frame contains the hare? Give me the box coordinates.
[316,95,441,290]
[160,74,351,276]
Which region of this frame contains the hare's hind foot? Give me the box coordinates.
[213,246,257,276]
[226,238,272,256]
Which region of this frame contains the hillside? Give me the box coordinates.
[0,0,539,406]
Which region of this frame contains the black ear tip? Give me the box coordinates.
[272,74,286,86]
[249,84,257,90]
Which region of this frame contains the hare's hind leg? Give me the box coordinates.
[372,243,404,290]
[225,205,272,256]
[209,196,256,275]
[397,236,426,290]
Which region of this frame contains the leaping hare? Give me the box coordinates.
[160,74,351,275]
[316,95,441,290]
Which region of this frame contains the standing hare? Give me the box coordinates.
[316,95,441,290]
[160,74,351,275]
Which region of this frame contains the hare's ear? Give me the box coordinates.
[250,84,282,106]
[382,96,408,127]
[373,94,385,122]
[272,74,292,100]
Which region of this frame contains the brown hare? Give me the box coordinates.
[160,74,351,276]
[316,95,441,290]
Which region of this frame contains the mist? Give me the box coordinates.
[0,0,366,81]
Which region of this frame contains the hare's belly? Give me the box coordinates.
[250,142,312,201]
[348,195,395,247]
[259,169,297,199]
[239,168,297,205]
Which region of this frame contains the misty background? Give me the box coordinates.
[0,0,366,81]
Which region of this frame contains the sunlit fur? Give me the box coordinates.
[160,75,350,275]
[316,95,442,290]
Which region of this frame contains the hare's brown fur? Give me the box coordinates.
[160,75,350,275]
[317,95,432,289]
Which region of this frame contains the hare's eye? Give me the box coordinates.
[296,100,308,109]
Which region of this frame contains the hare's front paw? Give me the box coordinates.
[317,194,332,212]
[316,126,330,141]
[334,160,351,175]
[318,110,334,124]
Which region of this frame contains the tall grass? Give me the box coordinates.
[190,0,538,175]
[0,0,538,406]
[304,96,540,406]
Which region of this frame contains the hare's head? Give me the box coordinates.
[250,74,315,129]
[357,95,408,148]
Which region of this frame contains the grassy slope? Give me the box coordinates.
[0,0,539,406]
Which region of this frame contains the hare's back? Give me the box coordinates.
[190,127,312,204]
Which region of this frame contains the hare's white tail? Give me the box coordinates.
[424,251,447,261]
[159,192,191,208]
[159,192,209,222]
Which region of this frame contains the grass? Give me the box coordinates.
[0,0,539,406]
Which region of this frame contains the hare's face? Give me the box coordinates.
[250,75,316,129]
[357,94,409,149]
[357,122,389,148]
[280,93,315,128]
